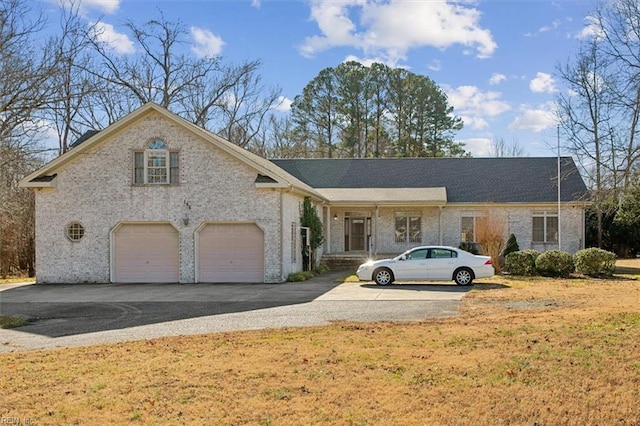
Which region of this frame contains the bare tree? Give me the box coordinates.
[489,137,526,157]
[43,1,100,154]
[86,13,280,146]
[557,37,616,247]
[593,0,640,188]
[0,0,62,276]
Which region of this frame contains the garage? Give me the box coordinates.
[112,223,180,283]
[197,223,264,283]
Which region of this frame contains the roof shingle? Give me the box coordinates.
[271,157,589,203]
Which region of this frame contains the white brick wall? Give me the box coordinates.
[34,111,296,283]
[325,205,585,256]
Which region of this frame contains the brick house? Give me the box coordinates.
[20,103,589,283]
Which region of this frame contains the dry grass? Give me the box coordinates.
[2,262,640,425]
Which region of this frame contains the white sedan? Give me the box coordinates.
[356,246,494,286]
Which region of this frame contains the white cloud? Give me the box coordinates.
[461,116,489,130]
[58,0,120,14]
[427,60,442,72]
[89,21,134,54]
[300,0,497,64]
[576,15,604,40]
[274,96,293,112]
[489,73,506,85]
[447,85,511,118]
[459,137,492,157]
[251,0,261,8]
[191,27,225,58]
[509,102,557,132]
[530,72,557,93]
[539,19,560,33]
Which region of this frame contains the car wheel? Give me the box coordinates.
[454,268,473,286]
[373,268,394,286]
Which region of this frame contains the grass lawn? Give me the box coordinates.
[1,260,639,425]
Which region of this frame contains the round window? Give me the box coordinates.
[66,222,85,241]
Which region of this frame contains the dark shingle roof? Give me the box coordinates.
[271,157,589,203]
[69,130,100,149]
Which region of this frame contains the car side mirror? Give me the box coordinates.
[400,255,407,261]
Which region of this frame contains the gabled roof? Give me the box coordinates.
[272,157,589,204]
[20,103,322,199]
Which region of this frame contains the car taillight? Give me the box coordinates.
[484,259,492,265]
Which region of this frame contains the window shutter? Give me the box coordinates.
[134,152,144,184]
[170,152,179,184]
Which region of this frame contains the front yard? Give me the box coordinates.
[1,260,639,424]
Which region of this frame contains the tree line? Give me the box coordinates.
[556,0,640,255]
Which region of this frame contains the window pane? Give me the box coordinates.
[147,152,166,167]
[146,151,168,184]
[546,216,558,242]
[134,152,144,184]
[532,217,544,242]
[406,248,428,260]
[409,216,421,243]
[395,216,407,243]
[170,152,179,184]
[461,217,474,242]
[148,140,166,149]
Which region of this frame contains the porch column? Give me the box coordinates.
[375,204,379,256]
[326,206,331,254]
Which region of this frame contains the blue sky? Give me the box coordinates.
[43,0,600,157]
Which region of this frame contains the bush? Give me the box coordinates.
[505,249,540,276]
[459,242,480,255]
[287,271,315,282]
[535,250,575,278]
[499,234,520,270]
[574,247,616,277]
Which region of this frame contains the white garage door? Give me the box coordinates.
[198,223,264,283]
[113,223,179,283]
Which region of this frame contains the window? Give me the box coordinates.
[66,222,85,241]
[429,248,457,259]
[405,248,428,260]
[461,216,476,242]
[532,212,558,243]
[134,140,179,185]
[395,213,421,243]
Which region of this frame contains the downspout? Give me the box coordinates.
[279,189,284,281]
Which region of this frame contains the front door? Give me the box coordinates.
[350,218,366,251]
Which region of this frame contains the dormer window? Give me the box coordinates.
[134,140,179,185]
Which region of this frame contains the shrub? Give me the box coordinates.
[287,271,315,282]
[475,215,507,273]
[499,234,520,270]
[535,250,575,278]
[574,247,616,277]
[459,242,480,255]
[502,234,520,257]
[505,250,540,276]
[313,264,331,274]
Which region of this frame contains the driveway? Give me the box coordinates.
[0,272,470,353]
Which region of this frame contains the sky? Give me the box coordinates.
[40,0,601,157]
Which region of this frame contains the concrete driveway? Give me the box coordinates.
[0,272,470,353]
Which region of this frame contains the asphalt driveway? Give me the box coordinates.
[0,272,471,353]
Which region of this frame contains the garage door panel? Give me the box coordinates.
[198,223,264,283]
[114,224,179,283]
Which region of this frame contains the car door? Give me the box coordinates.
[394,248,429,280]
[426,248,458,280]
